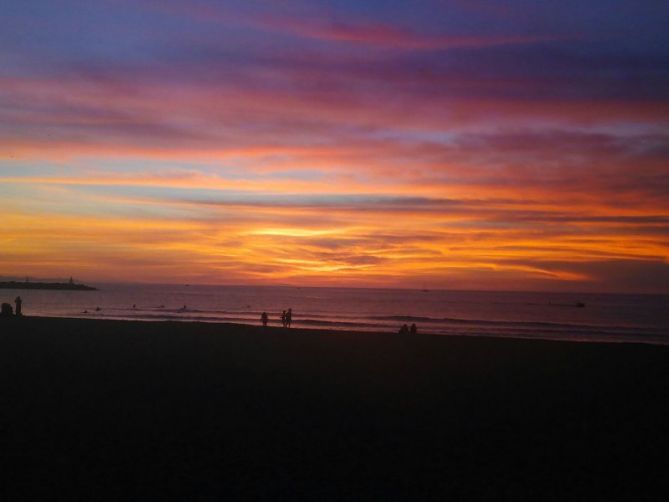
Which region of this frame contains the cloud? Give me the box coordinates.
[525,259,669,294]
[1,0,668,292]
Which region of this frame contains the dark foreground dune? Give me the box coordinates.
[1,317,668,500]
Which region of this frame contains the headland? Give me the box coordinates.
[0,280,97,291]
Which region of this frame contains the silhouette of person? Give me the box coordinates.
[286,308,292,328]
[261,312,268,327]
[281,310,287,328]
[399,324,409,335]
[14,296,22,316]
[410,323,417,334]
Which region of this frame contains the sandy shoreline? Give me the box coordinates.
[10,312,669,346]
[2,316,668,499]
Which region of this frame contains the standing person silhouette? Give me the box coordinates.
[281,310,287,328]
[410,323,417,335]
[286,308,292,328]
[261,312,268,327]
[14,296,22,316]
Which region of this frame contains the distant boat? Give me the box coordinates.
[576,302,586,308]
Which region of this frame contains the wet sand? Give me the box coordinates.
[1,316,668,500]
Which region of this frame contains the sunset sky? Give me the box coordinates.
[1,0,668,292]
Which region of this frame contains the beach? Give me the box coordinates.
[2,284,666,345]
[2,317,668,500]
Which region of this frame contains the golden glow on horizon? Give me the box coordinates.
[2,184,667,291]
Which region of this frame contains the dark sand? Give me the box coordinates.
[1,317,668,500]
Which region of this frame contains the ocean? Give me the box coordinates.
[2,284,667,345]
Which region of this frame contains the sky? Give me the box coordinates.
[1,0,668,293]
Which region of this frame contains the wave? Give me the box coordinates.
[292,318,382,329]
[63,310,668,345]
[84,311,386,330]
[369,315,437,322]
[366,315,665,334]
[88,309,664,336]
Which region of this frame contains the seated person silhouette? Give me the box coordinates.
[1,303,13,317]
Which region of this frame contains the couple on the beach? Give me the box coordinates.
[1,296,22,317]
[399,323,417,335]
[281,308,293,328]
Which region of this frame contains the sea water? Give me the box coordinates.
[2,284,667,345]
